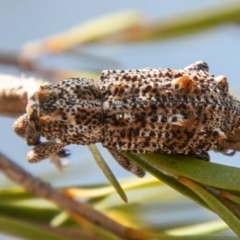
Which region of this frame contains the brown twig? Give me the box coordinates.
[0,51,73,81]
[0,152,130,239]
[0,74,48,117]
[0,51,20,66]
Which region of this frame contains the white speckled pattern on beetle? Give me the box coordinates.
[13,62,240,177]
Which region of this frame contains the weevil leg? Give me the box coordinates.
[108,149,146,178]
[56,148,71,158]
[184,61,209,72]
[184,151,210,161]
[221,150,236,156]
[27,141,67,163]
[50,148,71,171]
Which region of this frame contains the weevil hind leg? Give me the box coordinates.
[184,61,209,72]
[27,141,67,163]
[184,151,210,161]
[108,149,146,178]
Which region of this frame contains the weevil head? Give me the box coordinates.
[26,84,62,142]
[13,93,41,146]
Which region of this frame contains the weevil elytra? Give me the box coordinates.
[13,61,240,177]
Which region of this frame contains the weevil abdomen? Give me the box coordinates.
[99,64,240,155]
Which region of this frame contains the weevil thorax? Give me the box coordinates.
[26,78,102,145]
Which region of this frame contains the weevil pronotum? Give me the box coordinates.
[13,61,240,177]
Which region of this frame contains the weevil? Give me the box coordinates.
[13,61,240,177]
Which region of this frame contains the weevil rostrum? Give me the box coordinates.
[13,61,240,177]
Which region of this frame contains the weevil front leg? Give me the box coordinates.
[108,149,146,178]
[185,151,210,161]
[27,141,68,163]
[184,61,209,72]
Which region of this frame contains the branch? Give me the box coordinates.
[0,74,47,117]
[0,152,130,239]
